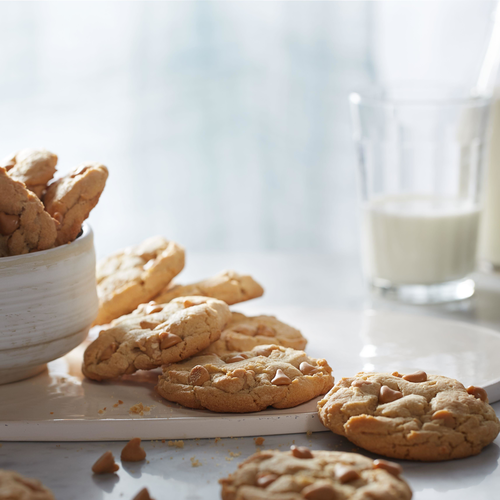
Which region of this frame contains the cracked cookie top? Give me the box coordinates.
[202,312,307,356]
[219,448,412,500]
[0,469,55,500]
[154,270,264,306]
[94,236,185,325]
[43,162,108,246]
[0,167,57,257]
[83,296,231,381]
[317,371,500,461]
[1,148,58,198]
[156,345,333,413]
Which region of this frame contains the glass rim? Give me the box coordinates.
[350,91,491,109]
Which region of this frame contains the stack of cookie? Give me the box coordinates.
[0,148,108,257]
[83,236,334,412]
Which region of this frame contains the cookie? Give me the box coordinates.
[317,371,500,461]
[43,162,108,246]
[202,312,307,356]
[154,270,264,305]
[220,448,412,500]
[83,296,231,381]
[156,345,333,413]
[94,236,185,325]
[0,167,57,257]
[1,148,58,198]
[0,469,55,500]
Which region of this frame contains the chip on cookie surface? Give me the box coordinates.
[154,270,264,305]
[0,469,55,500]
[202,312,307,356]
[219,448,412,500]
[0,167,57,257]
[317,371,500,461]
[83,296,231,381]
[94,236,185,325]
[156,345,333,413]
[1,148,58,198]
[43,162,108,246]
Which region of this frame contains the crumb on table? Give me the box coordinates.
[254,437,265,446]
[168,440,184,449]
[129,403,152,416]
[190,457,201,467]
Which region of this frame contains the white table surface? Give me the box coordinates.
[2,252,500,500]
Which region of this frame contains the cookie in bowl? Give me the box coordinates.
[156,345,333,413]
[317,371,500,461]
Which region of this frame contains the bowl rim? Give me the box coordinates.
[0,222,93,264]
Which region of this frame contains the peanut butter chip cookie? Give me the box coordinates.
[0,167,57,257]
[1,148,58,198]
[156,345,333,413]
[94,236,185,325]
[219,448,412,500]
[154,270,264,305]
[317,371,500,461]
[43,162,108,246]
[0,469,55,500]
[202,312,307,356]
[83,297,231,381]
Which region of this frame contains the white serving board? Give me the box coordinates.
[1,308,500,441]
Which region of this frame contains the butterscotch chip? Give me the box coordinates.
[43,162,108,246]
[290,445,313,459]
[0,167,57,256]
[336,465,360,483]
[82,296,231,381]
[373,459,403,477]
[0,470,55,499]
[219,449,412,500]
[300,361,319,375]
[154,270,264,305]
[254,437,265,446]
[156,345,333,413]
[467,386,488,402]
[379,385,403,404]
[402,370,427,383]
[202,312,307,356]
[2,148,58,198]
[92,451,119,474]
[121,438,146,462]
[132,487,155,500]
[94,236,185,325]
[318,372,500,461]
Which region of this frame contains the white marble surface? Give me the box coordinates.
[2,252,500,499]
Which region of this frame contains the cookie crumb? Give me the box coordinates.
[306,431,312,437]
[50,412,54,415]
[229,452,241,457]
[161,439,166,443]
[225,457,234,462]
[254,437,265,445]
[214,437,221,443]
[167,440,184,449]
[129,402,152,416]
[190,457,201,467]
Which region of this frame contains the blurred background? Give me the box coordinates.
[0,0,496,259]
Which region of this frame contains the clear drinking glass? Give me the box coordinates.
[350,86,491,304]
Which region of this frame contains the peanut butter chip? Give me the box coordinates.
[140,321,161,330]
[226,354,248,363]
[256,473,279,487]
[271,368,292,386]
[373,459,402,477]
[402,370,427,383]
[92,451,119,474]
[336,465,360,483]
[299,362,319,375]
[256,324,275,337]
[133,488,154,500]
[189,365,210,386]
[391,371,403,378]
[0,212,20,236]
[252,345,277,357]
[160,332,182,350]
[432,410,456,427]
[352,379,370,388]
[467,386,488,402]
[379,385,403,404]
[53,212,63,224]
[100,342,118,361]
[302,483,337,500]
[144,302,162,314]
[121,437,146,462]
[290,445,313,459]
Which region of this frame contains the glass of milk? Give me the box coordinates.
[350,86,491,303]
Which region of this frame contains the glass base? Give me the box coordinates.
[370,277,475,304]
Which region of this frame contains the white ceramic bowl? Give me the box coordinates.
[0,223,98,384]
